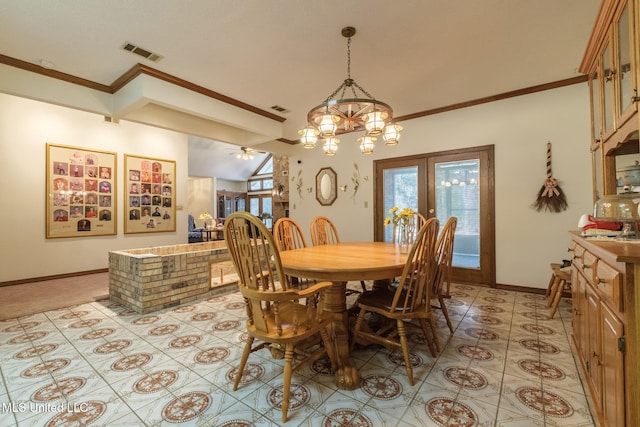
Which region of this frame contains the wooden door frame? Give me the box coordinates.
[374,145,495,286]
[373,157,427,242]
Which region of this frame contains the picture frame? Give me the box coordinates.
[46,143,117,238]
[124,154,176,234]
[315,167,337,206]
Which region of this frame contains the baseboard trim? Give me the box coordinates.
[0,268,109,287]
[495,283,546,295]
[448,281,547,295]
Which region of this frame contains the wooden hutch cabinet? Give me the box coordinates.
[217,190,246,219]
[581,0,639,199]
[568,235,628,427]
[576,1,639,426]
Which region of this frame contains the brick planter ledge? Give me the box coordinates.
[108,241,237,313]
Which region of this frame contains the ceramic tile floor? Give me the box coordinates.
[0,282,596,427]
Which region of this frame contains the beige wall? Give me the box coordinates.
[187,177,214,225]
[0,93,189,283]
[289,83,593,289]
[0,83,593,290]
[216,179,246,193]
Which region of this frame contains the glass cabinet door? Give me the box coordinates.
[225,197,231,217]
[218,196,225,218]
[616,0,636,123]
[593,144,603,201]
[234,196,245,212]
[602,40,615,136]
[590,70,601,142]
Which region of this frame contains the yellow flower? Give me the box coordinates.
[384,206,416,226]
[399,207,414,219]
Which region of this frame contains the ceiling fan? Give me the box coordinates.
[230,146,267,160]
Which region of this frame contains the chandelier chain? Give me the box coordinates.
[347,35,351,80]
[324,82,345,103]
[351,80,374,100]
[322,33,375,103]
[299,26,402,155]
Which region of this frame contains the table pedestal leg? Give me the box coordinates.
[325,281,359,390]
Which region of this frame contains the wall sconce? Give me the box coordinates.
[340,185,348,192]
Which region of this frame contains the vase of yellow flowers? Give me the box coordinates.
[199,212,213,229]
[384,207,416,254]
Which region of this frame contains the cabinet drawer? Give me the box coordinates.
[582,251,598,283]
[571,243,587,271]
[595,260,622,311]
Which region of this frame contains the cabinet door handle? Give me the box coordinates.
[604,70,616,82]
[583,262,595,270]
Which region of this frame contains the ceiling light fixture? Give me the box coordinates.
[237,152,254,160]
[298,26,402,156]
[233,146,265,160]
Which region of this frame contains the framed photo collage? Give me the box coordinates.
[46,144,176,238]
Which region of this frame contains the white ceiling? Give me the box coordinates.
[189,137,269,181]
[0,0,601,180]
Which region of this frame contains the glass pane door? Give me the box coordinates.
[262,196,273,229]
[435,160,480,269]
[375,146,494,286]
[427,147,494,286]
[375,157,426,243]
[382,166,418,242]
[249,196,260,217]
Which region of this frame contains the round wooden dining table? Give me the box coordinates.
[279,242,407,390]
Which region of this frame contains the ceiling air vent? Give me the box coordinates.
[270,105,290,113]
[121,42,163,63]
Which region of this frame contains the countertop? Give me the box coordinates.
[570,230,640,265]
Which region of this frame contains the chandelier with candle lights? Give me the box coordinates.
[298,27,402,156]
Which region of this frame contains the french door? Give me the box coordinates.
[378,157,427,243]
[374,145,495,286]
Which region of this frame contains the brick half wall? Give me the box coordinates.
[109,241,237,313]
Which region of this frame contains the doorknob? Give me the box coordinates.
[429,209,435,214]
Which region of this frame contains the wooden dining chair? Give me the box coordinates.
[274,217,308,252]
[381,210,428,289]
[432,217,457,333]
[310,215,367,292]
[224,212,337,423]
[273,217,314,289]
[350,218,440,386]
[310,215,340,246]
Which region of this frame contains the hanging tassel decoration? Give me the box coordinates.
[534,142,568,213]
